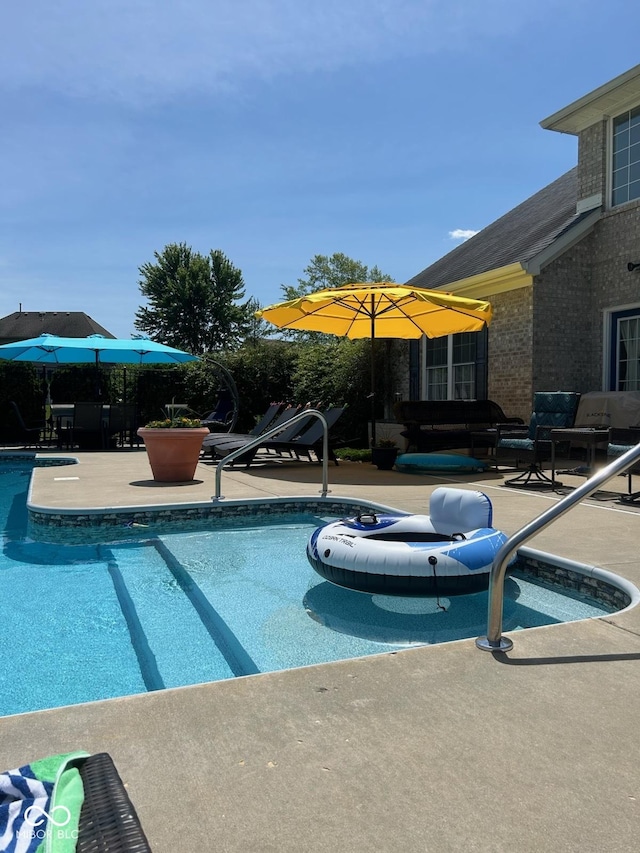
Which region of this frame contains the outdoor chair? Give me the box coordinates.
[495,391,581,487]
[72,402,106,450]
[201,404,297,458]
[215,407,312,465]
[8,400,47,448]
[607,427,640,503]
[106,403,140,449]
[260,406,346,465]
[76,752,152,851]
[201,388,238,433]
[214,406,345,466]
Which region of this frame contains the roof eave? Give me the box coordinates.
[437,206,601,297]
[523,208,601,275]
[540,64,640,135]
[435,263,532,298]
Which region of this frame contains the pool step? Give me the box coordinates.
[105,541,244,688]
[153,538,260,677]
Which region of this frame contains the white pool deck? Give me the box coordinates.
[2,448,640,852]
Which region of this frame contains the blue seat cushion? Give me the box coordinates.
[497,438,534,452]
[395,453,488,473]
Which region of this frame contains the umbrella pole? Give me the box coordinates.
[370,299,376,447]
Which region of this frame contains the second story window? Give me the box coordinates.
[612,106,640,206]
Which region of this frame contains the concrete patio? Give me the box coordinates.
[1,448,640,852]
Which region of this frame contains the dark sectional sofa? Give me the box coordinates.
[393,399,524,453]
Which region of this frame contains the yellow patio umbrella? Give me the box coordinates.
[257,282,493,445]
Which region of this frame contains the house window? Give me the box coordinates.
[609,308,640,390]
[424,331,486,400]
[611,106,640,207]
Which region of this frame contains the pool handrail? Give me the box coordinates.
[476,441,640,652]
[212,408,329,500]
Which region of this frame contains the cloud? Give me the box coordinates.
[449,229,479,241]
[1,0,535,104]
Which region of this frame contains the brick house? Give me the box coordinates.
[401,64,640,423]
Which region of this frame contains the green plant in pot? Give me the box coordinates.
[143,416,204,429]
[137,413,209,482]
[371,434,399,470]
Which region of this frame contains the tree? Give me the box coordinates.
[280,252,394,302]
[243,297,276,345]
[134,243,251,354]
[276,252,395,342]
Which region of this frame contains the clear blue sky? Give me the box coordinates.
[2,1,639,339]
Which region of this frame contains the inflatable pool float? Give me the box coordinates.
[395,452,488,473]
[306,487,507,596]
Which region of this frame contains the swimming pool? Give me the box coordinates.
[0,457,633,717]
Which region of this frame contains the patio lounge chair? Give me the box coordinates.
[9,400,47,448]
[211,407,310,464]
[260,406,346,464]
[201,404,295,458]
[214,406,345,466]
[495,391,581,487]
[205,401,283,441]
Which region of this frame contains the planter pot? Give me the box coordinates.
[371,446,399,470]
[137,427,209,482]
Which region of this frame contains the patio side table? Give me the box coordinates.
[549,427,610,487]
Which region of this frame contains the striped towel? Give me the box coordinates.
[0,752,88,853]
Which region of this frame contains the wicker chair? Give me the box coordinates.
[76,753,152,852]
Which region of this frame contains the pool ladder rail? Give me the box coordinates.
[476,440,640,652]
[212,408,330,500]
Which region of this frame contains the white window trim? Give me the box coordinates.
[420,335,476,400]
[607,106,640,210]
[602,302,640,389]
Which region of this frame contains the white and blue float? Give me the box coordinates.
[306,487,508,596]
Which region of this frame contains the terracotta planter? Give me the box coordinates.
[137,427,209,482]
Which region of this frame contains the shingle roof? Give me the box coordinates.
[0,311,116,343]
[405,167,581,290]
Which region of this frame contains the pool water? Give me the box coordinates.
[0,460,616,717]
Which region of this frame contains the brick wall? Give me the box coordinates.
[532,236,597,391]
[578,121,607,201]
[528,200,640,396]
[487,287,533,422]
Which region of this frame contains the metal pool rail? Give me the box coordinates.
[476,441,640,652]
[212,408,330,500]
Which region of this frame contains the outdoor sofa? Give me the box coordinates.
[393,399,524,453]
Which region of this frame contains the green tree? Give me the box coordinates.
[244,297,276,345]
[134,243,251,354]
[275,252,395,342]
[280,252,394,302]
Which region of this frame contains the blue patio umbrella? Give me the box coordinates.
[0,333,199,412]
[0,333,199,365]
